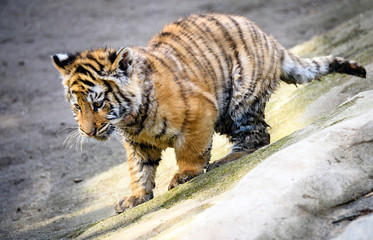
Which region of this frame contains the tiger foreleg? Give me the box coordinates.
[114,141,162,213]
[168,112,216,190]
[168,139,212,190]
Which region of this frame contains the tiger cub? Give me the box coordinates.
[52,13,366,213]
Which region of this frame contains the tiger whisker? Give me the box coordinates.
[78,134,85,151]
[63,129,81,149]
[58,126,78,134]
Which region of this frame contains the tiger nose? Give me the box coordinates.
[81,128,96,136]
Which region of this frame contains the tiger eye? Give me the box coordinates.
[94,101,103,109]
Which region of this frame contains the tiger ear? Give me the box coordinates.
[110,47,133,75]
[51,53,76,76]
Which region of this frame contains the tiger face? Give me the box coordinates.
[52,48,135,141]
[68,84,115,140]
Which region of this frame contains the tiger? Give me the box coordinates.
[52,13,366,213]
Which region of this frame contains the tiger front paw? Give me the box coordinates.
[114,194,153,213]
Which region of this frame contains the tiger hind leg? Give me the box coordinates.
[207,104,270,171]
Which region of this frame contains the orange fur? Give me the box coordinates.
[52,13,366,213]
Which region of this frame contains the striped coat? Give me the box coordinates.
[52,13,366,213]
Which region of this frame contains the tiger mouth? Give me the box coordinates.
[93,124,115,141]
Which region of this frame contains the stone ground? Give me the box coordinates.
[0,0,372,239]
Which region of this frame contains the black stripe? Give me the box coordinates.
[74,65,95,80]
[102,80,113,92]
[97,91,102,99]
[193,17,231,116]
[147,52,175,73]
[83,63,101,74]
[154,32,203,80]
[177,21,218,95]
[142,158,161,166]
[98,123,108,132]
[225,55,234,118]
[187,20,225,113]
[208,15,237,49]
[228,16,250,54]
[263,34,274,81]
[131,141,159,151]
[201,15,237,118]
[202,141,212,162]
[127,141,162,166]
[162,30,213,85]
[86,54,104,71]
[81,79,95,87]
[147,53,189,135]
[147,51,190,91]
[229,17,258,87]
[164,32,208,79]
[135,89,150,135]
[186,17,226,81]
[263,32,270,52]
[128,92,136,98]
[175,76,189,133]
[103,81,122,106]
[148,99,158,128]
[168,132,181,145]
[111,92,122,105]
[115,87,131,103]
[155,118,168,139]
[108,51,117,64]
[204,15,242,110]
[280,49,285,63]
[312,60,320,72]
[151,41,196,79]
[247,23,261,92]
[70,81,79,87]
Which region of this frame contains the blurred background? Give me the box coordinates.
[1,0,372,239]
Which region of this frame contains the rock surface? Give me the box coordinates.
[333,214,373,240]
[176,91,373,240]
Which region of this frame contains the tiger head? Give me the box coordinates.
[52,48,136,141]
